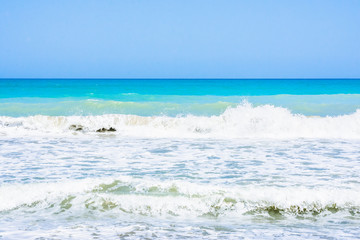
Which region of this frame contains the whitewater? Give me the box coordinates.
[1,79,360,239]
[1,102,360,139]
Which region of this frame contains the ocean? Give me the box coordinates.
[1,79,360,239]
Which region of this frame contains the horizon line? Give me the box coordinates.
[1,78,360,80]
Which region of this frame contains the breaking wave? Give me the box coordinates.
[1,177,359,219]
[1,102,360,138]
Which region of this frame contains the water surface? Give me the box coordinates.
[1,79,360,239]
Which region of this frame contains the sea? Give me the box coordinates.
[0,79,360,239]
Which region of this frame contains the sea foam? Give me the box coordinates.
[1,103,360,138]
[1,177,359,218]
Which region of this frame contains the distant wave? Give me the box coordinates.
[1,177,359,218]
[0,100,235,117]
[1,94,360,117]
[1,102,360,138]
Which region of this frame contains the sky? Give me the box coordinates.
[0,0,359,78]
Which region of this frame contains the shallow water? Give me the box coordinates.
[1,79,360,239]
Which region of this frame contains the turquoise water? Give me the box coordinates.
[2,79,360,98]
[1,79,360,239]
[1,79,360,117]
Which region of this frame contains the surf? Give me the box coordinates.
[1,177,359,219]
[1,102,360,139]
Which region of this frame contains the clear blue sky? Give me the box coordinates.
[0,0,359,78]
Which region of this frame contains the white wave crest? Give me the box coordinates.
[1,177,359,218]
[1,103,360,138]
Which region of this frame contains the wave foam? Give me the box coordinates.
[1,177,359,218]
[1,103,360,138]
